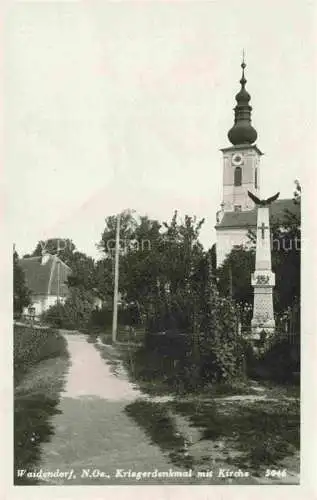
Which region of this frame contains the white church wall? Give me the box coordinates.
[216,228,252,267]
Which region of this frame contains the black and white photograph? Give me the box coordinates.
[8,0,314,492]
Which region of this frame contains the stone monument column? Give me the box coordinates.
[247,191,279,339]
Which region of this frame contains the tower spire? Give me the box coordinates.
[241,49,246,85]
[228,55,258,146]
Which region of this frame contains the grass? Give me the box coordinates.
[171,398,300,474]
[125,400,194,469]
[124,397,299,476]
[14,393,63,484]
[252,380,300,399]
[14,324,70,485]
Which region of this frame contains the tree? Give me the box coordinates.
[130,211,205,326]
[98,209,206,326]
[94,258,114,303]
[293,179,301,205]
[29,238,76,266]
[119,214,162,310]
[13,249,31,316]
[209,243,217,272]
[271,210,300,312]
[97,211,160,316]
[217,246,255,305]
[98,210,139,258]
[67,252,96,290]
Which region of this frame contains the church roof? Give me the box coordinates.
[19,255,71,296]
[216,199,300,230]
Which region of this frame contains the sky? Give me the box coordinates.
[6,0,315,259]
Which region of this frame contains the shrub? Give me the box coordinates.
[42,288,96,329]
[14,324,69,484]
[14,325,69,386]
[252,337,300,383]
[127,282,246,393]
[41,303,70,329]
[199,283,246,384]
[89,306,134,329]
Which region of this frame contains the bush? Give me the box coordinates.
[127,284,246,393]
[90,306,135,329]
[42,288,96,330]
[14,324,69,484]
[146,296,192,334]
[199,285,246,384]
[14,325,69,386]
[251,337,300,384]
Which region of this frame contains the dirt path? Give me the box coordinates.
[63,334,142,401]
[37,333,195,485]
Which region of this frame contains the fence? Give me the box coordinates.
[233,300,300,343]
[275,301,300,343]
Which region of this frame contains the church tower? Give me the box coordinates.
[220,58,263,213]
[215,56,298,269]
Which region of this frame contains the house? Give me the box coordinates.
[215,59,300,267]
[19,253,106,317]
[19,253,71,316]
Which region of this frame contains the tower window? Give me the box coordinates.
[255,168,258,189]
[234,166,242,186]
[234,205,242,212]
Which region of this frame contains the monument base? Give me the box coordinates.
[251,318,275,338]
[247,319,275,355]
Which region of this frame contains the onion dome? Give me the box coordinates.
[228,59,258,146]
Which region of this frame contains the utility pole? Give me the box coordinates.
[112,212,121,344]
[56,257,60,304]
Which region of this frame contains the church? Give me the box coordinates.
[215,59,298,267]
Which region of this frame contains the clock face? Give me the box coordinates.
[232,153,244,166]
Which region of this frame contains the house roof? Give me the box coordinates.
[216,198,300,229]
[19,255,71,296]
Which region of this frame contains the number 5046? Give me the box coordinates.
[265,469,287,478]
